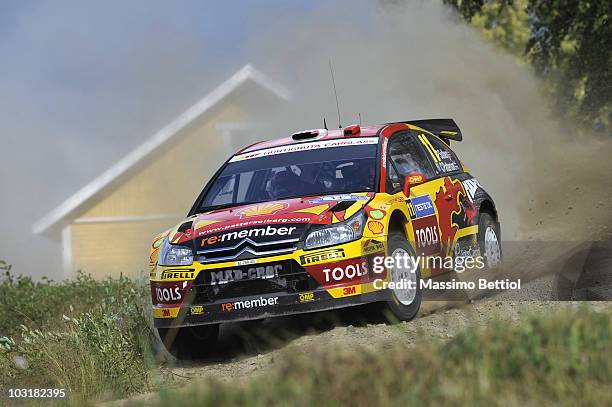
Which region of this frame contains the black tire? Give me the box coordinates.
[157,324,219,360]
[380,231,422,322]
[478,213,502,267]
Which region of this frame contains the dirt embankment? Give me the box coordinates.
[104,299,611,406]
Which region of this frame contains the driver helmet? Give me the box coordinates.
[269,170,300,199]
[342,161,375,189]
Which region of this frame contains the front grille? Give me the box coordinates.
[192,259,317,303]
[196,238,298,263]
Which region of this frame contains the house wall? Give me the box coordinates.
[69,103,244,278]
[71,219,175,278]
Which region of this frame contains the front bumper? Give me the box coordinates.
[150,239,389,327]
[153,285,390,328]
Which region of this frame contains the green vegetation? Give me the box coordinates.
[138,306,612,406]
[2,259,611,405]
[442,0,612,134]
[0,261,153,402]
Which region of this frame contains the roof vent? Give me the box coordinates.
[291,129,327,141]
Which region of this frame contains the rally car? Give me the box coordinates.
[149,119,501,358]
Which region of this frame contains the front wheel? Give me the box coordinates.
[380,231,422,322]
[157,324,219,360]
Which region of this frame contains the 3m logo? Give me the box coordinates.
[326,284,363,298]
[153,307,179,319]
[343,286,357,296]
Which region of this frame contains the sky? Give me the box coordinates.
[0,0,374,277]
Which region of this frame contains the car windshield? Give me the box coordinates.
[198,138,379,211]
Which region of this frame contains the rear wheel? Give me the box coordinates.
[380,231,422,322]
[157,324,219,360]
[478,213,502,267]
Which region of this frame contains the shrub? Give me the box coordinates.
[0,266,144,339]
[0,262,153,402]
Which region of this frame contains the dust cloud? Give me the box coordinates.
[1,1,609,279]
[244,0,611,241]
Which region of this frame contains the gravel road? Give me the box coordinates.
[104,297,610,407]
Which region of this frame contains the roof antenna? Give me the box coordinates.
[323,117,328,130]
[358,113,362,126]
[329,60,342,128]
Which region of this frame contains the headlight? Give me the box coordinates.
[304,212,366,250]
[158,239,194,266]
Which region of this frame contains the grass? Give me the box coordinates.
[0,260,153,403]
[136,306,611,407]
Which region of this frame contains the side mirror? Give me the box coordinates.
[403,173,426,197]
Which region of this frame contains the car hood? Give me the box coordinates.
[166,193,374,249]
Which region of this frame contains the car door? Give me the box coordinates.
[417,132,478,261]
[386,132,441,259]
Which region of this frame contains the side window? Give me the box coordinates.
[387,133,435,192]
[386,163,401,192]
[419,133,462,175]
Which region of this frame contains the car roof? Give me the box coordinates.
[238,125,384,154]
[237,118,463,155]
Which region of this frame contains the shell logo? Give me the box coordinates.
[367,221,384,235]
[236,202,289,218]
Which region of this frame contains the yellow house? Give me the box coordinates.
[32,65,291,278]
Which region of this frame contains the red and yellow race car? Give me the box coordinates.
[149,119,501,358]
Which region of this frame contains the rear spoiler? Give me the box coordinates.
[393,118,463,143]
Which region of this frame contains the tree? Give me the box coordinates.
[468,0,530,56]
[443,0,487,20]
[527,0,611,132]
[387,1,611,133]
[441,0,611,133]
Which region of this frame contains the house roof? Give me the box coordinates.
[32,64,291,236]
